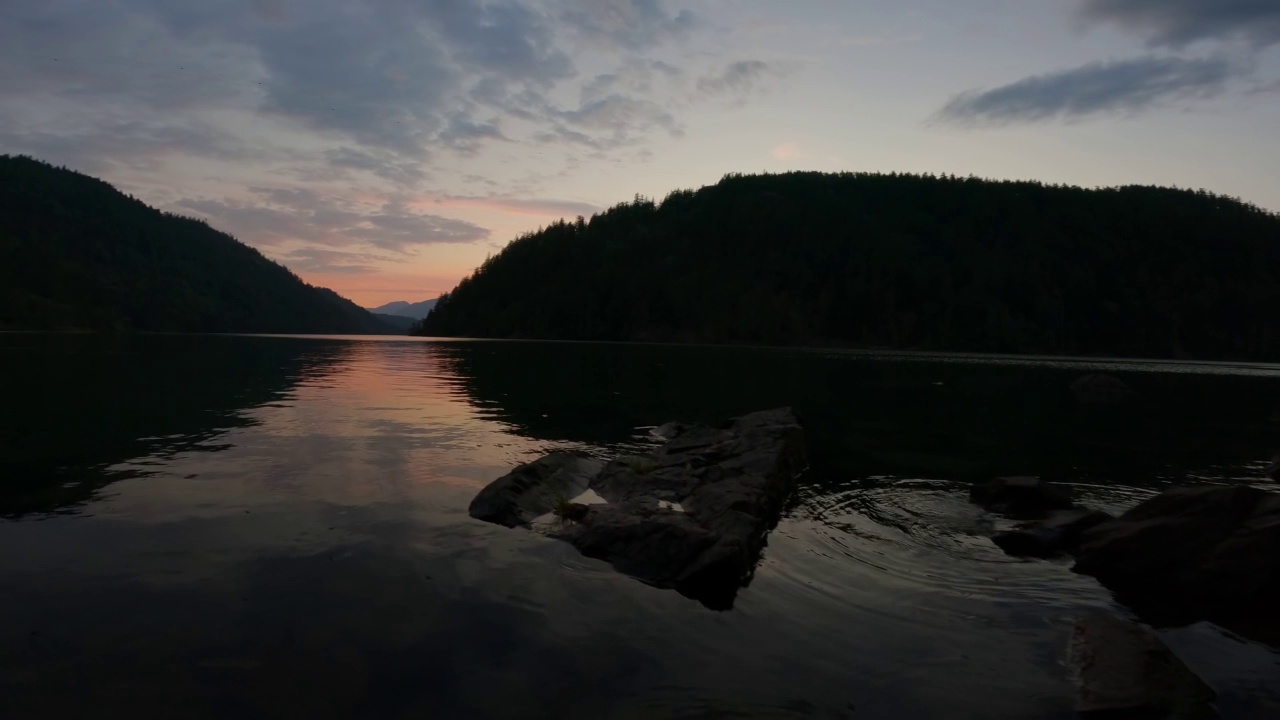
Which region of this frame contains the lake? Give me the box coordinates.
[2,333,1278,719]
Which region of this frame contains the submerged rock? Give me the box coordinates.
[1071,373,1134,406]
[469,408,807,608]
[1068,615,1216,719]
[969,475,1075,516]
[1073,484,1280,642]
[992,509,1114,558]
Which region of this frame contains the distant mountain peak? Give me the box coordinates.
[366,298,437,319]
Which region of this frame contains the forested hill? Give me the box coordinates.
[418,171,1280,361]
[0,156,394,334]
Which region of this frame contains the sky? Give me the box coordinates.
[4,0,1280,307]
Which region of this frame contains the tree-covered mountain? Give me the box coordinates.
[368,298,438,319]
[418,171,1280,361]
[0,155,394,334]
[372,312,417,332]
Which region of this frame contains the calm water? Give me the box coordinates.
[2,333,1279,719]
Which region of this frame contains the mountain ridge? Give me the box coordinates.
[418,170,1280,361]
[0,155,394,335]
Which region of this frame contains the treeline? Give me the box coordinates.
[0,155,393,334]
[418,171,1280,361]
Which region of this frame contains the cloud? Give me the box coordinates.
[559,0,698,49]
[1078,0,1280,49]
[933,1,1280,127]
[319,147,430,185]
[0,0,718,166]
[937,55,1237,125]
[0,0,785,185]
[277,247,390,274]
[0,117,275,174]
[581,60,684,104]
[437,113,509,154]
[355,201,490,250]
[696,60,781,96]
[433,195,603,217]
[550,94,683,146]
[176,188,489,251]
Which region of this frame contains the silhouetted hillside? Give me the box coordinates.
[418,171,1280,361]
[0,155,393,334]
[373,313,417,332]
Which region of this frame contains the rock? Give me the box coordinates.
[969,475,1075,516]
[555,504,719,588]
[1068,615,1216,719]
[467,452,605,528]
[652,421,690,440]
[557,502,591,522]
[1265,452,1279,480]
[1071,373,1134,406]
[1073,484,1280,642]
[992,509,1114,558]
[471,408,807,608]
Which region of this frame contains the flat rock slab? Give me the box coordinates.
[468,408,807,608]
[1068,616,1216,719]
[468,452,605,528]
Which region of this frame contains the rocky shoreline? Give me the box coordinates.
[468,405,1276,714]
[973,474,1280,647]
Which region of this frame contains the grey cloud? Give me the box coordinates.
[320,147,430,185]
[437,1,574,85]
[438,113,509,153]
[548,94,682,148]
[1,0,769,188]
[250,5,454,156]
[497,198,602,216]
[1079,0,1280,49]
[278,247,390,274]
[0,118,271,174]
[696,60,782,97]
[652,60,682,78]
[2,0,581,160]
[0,2,259,111]
[252,0,288,23]
[177,189,488,251]
[353,201,490,250]
[176,197,336,246]
[441,195,603,217]
[937,55,1237,125]
[559,0,698,49]
[582,60,684,104]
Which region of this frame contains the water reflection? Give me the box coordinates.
[431,340,1280,487]
[1,335,1277,719]
[0,334,349,515]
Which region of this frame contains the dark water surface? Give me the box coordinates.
[2,334,1279,719]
